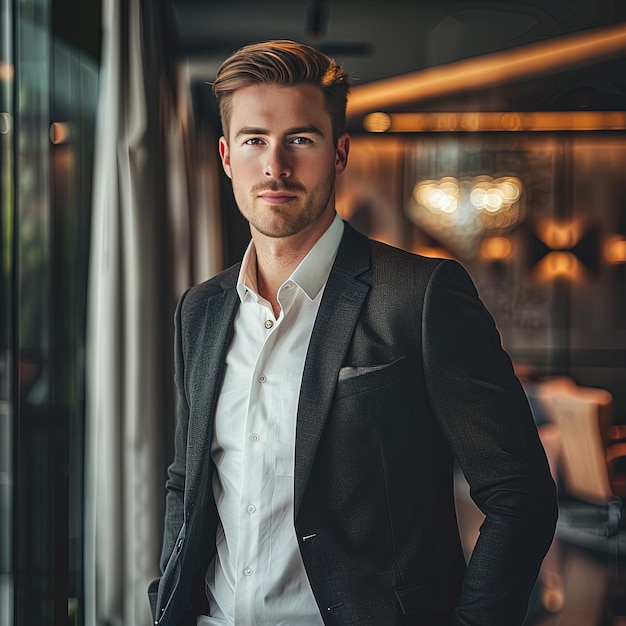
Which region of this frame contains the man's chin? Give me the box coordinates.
[245,207,294,234]
[246,204,332,240]
[253,223,302,239]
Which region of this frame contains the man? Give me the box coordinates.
[149,40,557,626]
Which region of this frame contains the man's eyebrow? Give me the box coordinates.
[234,125,325,139]
[285,125,325,137]
[234,126,268,139]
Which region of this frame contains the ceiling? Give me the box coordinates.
[166,0,626,127]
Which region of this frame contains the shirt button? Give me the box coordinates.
[250,433,260,442]
[264,319,274,329]
[258,374,267,383]
[244,567,253,576]
[247,505,256,514]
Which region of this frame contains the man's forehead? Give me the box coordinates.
[229,83,331,129]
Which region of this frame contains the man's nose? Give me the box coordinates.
[264,145,291,179]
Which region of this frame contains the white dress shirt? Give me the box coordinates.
[199,216,344,626]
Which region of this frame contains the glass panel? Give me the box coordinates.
[0,0,14,623]
[51,37,98,624]
[4,0,98,618]
[11,0,98,621]
[15,0,53,623]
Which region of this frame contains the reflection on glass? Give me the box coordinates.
[3,0,97,623]
[1,0,14,624]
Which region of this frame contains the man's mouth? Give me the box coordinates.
[258,192,298,205]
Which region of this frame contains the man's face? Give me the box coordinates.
[219,83,349,241]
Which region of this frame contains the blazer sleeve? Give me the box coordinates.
[422,260,558,626]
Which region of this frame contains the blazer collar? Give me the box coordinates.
[294,222,372,513]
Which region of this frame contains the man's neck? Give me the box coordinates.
[251,213,336,316]
[254,244,302,316]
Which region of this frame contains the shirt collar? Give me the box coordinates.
[236,214,344,302]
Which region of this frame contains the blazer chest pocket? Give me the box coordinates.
[336,356,406,399]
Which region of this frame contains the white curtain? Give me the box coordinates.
[84,0,221,624]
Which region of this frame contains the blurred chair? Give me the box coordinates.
[525,377,574,618]
[537,381,626,555]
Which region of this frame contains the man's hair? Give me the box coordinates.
[212,40,350,143]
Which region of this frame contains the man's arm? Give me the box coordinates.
[422,260,558,626]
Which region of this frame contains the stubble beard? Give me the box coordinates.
[235,169,337,239]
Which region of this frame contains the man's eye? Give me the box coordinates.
[290,137,311,145]
[244,138,263,145]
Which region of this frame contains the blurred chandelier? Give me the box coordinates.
[407,175,524,260]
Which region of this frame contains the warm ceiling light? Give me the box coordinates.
[363,112,391,132]
[362,111,626,133]
[499,179,522,203]
[408,175,524,260]
[413,178,460,214]
[604,235,626,264]
[534,251,585,281]
[535,218,583,250]
[480,236,513,260]
[470,176,522,213]
[348,22,626,118]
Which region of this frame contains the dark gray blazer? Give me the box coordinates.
[149,222,557,626]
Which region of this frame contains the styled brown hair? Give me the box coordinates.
[212,40,350,143]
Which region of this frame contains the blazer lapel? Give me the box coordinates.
[294,224,371,513]
[185,268,240,508]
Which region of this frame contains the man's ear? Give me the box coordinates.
[219,136,232,179]
[335,133,350,174]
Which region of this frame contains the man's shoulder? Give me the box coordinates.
[371,237,440,266]
[365,233,449,284]
[368,239,475,297]
[342,221,445,273]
